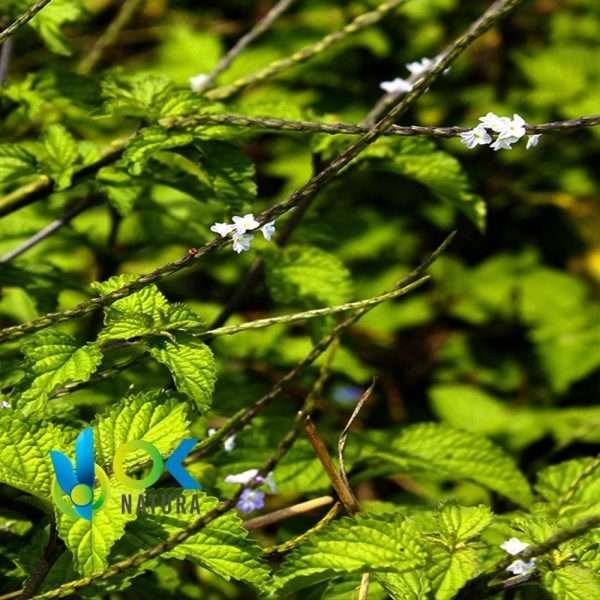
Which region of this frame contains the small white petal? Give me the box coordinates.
[501,538,530,556]
[232,213,260,234]
[261,221,276,241]
[189,73,210,92]
[380,78,413,94]
[0,400,10,409]
[491,137,515,151]
[207,427,217,437]
[506,559,536,576]
[225,469,260,486]
[210,222,235,237]
[231,233,254,254]
[406,57,434,76]
[460,125,492,149]
[264,471,277,493]
[526,134,541,149]
[223,435,236,452]
[479,112,507,132]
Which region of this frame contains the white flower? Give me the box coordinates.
[264,471,277,493]
[232,213,260,234]
[460,125,492,149]
[225,469,260,486]
[497,114,527,141]
[506,558,536,576]
[232,232,254,254]
[501,538,530,555]
[526,134,541,149]
[490,137,516,151]
[0,400,10,409]
[210,222,236,238]
[479,112,511,133]
[380,78,413,94]
[223,434,236,452]
[406,57,434,76]
[261,221,276,241]
[189,73,210,92]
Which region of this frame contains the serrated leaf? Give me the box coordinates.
[274,513,427,595]
[535,458,600,520]
[363,423,532,507]
[117,490,270,592]
[146,332,216,412]
[437,504,494,543]
[40,124,79,189]
[0,144,39,185]
[543,565,600,599]
[0,411,70,499]
[94,390,191,473]
[18,331,103,415]
[196,141,257,206]
[265,244,352,307]
[26,0,84,55]
[123,127,194,176]
[376,571,431,600]
[55,477,140,576]
[429,545,482,600]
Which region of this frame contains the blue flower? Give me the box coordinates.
[237,488,265,513]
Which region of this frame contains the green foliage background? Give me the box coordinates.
[0,0,599,598]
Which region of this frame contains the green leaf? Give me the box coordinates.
[146,332,216,412]
[0,144,39,186]
[0,411,70,499]
[93,274,203,342]
[363,423,532,507]
[437,504,494,544]
[196,141,257,206]
[18,331,103,415]
[429,546,481,600]
[265,244,353,307]
[55,477,140,576]
[26,0,84,55]
[123,127,194,176]
[274,513,427,595]
[543,565,600,600]
[40,124,79,189]
[117,491,270,592]
[535,458,600,520]
[101,74,199,121]
[94,390,191,473]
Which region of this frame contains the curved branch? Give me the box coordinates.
[0,0,54,45]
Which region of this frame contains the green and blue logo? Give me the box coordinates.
[50,428,201,520]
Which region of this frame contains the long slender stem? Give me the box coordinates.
[244,495,334,530]
[0,198,97,264]
[0,37,13,84]
[163,112,600,138]
[205,0,411,101]
[195,0,299,93]
[0,0,54,45]
[78,0,145,75]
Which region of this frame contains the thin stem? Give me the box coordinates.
[304,415,360,514]
[0,198,97,264]
[0,0,54,45]
[359,573,370,600]
[205,0,411,101]
[0,37,14,84]
[244,495,334,530]
[338,381,375,495]
[195,0,299,93]
[78,0,145,75]
[266,501,342,554]
[164,112,600,138]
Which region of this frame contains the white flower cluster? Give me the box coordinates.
[500,537,537,576]
[210,213,276,254]
[380,56,447,94]
[460,112,541,151]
